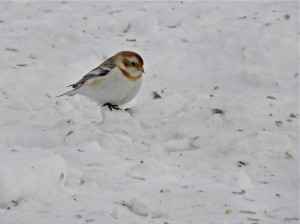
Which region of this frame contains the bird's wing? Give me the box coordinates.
[68,58,116,88]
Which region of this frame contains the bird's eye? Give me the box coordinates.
[131,62,136,66]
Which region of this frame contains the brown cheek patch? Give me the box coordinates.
[123,60,131,68]
[119,67,141,81]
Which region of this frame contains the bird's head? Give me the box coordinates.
[115,51,144,78]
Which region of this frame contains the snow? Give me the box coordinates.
[166,138,191,152]
[0,1,299,224]
[0,145,67,207]
[215,171,254,189]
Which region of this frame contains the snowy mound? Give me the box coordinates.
[0,146,67,207]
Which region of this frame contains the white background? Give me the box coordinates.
[0,1,299,223]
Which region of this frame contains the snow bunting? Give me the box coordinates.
[57,51,144,110]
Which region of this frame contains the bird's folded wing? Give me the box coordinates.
[68,61,116,88]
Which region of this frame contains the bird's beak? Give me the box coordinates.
[139,66,145,73]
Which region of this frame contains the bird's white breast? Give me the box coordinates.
[76,67,142,106]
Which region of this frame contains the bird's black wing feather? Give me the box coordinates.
[68,60,116,88]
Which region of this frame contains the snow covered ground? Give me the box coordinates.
[0,1,299,223]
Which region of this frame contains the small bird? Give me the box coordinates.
[57,51,144,111]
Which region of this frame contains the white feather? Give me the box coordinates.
[74,67,142,105]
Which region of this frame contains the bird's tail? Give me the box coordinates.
[56,89,77,98]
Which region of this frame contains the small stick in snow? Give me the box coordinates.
[152,91,162,99]
[64,130,73,141]
[211,108,225,115]
[232,189,246,195]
